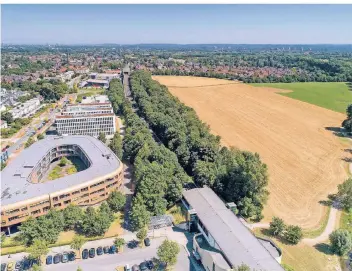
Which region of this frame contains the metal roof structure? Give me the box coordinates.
[182,186,284,271]
[1,135,121,207]
[149,215,173,230]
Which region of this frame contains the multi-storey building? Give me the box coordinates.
[9,97,41,119]
[1,135,123,233]
[55,103,116,137]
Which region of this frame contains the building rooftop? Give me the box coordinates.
[87,79,109,84]
[1,135,121,207]
[182,186,284,271]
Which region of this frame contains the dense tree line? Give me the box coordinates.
[129,71,269,220]
[107,79,192,230]
[18,192,125,246]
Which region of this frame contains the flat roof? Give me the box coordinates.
[1,135,121,207]
[87,79,109,84]
[56,113,115,119]
[182,187,284,271]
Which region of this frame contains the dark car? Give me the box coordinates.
[82,249,89,260]
[62,252,69,263]
[128,240,138,249]
[109,245,117,254]
[132,265,140,271]
[103,246,110,254]
[89,248,95,258]
[1,263,6,271]
[139,261,148,271]
[96,247,103,256]
[46,255,53,265]
[144,238,151,247]
[53,254,62,264]
[15,261,22,270]
[146,261,154,270]
[68,251,76,261]
[22,259,30,270]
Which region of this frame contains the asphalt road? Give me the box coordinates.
[5,94,72,158]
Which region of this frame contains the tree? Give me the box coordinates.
[337,177,352,211]
[233,264,251,271]
[31,264,42,271]
[284,225,303,245]
[25,137,35,148]
[129,194,150,231]
[59,157,69,167]
[19,211,63,246]
[157,240,180,267]
[98,132,106,144]
[109,132,123,158]
[342,104,352,133]
[70,235,86,256]
[1,112,14,124]
[114,237,125,249]
[269,217,286,236]
[79,207,112,237]
[1,162,6,171]
[63,204,83,230]
[107,191,126,213]
[0,232,6,245]
[37,133,44,140]
[329,229,352,256]
[28,239,49,265]
[136,227,148,245]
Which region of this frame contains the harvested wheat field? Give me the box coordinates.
[153,76,349,229]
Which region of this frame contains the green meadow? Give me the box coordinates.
[250,82,352,113]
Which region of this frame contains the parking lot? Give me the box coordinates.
[1,226,200,271]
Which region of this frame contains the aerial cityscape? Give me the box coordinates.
[1,3,352,271]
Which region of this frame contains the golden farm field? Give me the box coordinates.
[153,76,349,229]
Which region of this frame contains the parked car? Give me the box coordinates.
[109,245,117,254]
[7,261,15,271]
[139,261,148,271]
[128,240,138,249]
[68,251,76,261]
[124,264,131,271]
[62,252,69,263]
[53,254,62,264]
[96,247,103,256]
[1,263,6,271]
[144,238,151,247]
[89,248,95,258]
[146,261,154,270]
[103,246,110,254]
[132,264,140,271]
[15,261,22,270]
[46,255,53,265]
[82,249,89,260]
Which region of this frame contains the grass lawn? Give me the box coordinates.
[76,90,105,103]
[303,205,331,238]
[250,82,352,113]
[47,157,86,181]
[166,204,187,225]
[104,213,124,237]
[340,210,352,233]
[253,228,341,271]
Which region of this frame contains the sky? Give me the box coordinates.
[2,4,352,44]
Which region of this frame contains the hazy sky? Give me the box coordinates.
[2,4,352,44]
